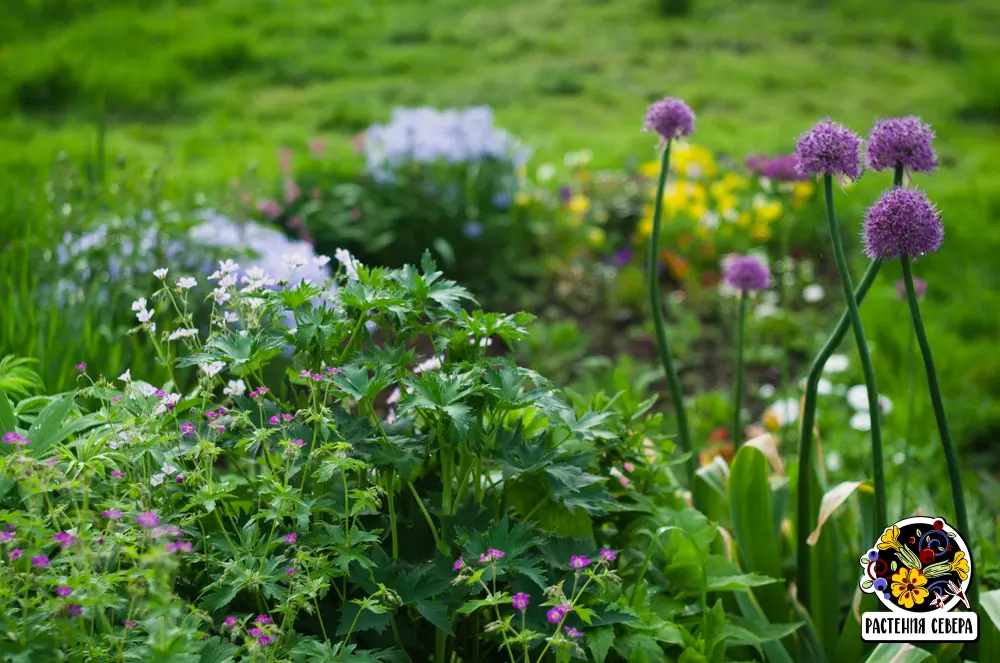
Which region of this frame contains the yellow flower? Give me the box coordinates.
[637,216,653,239]
[718,195,738,216]
[723,173,749,191]
[791,181,815,208]
[515,191,532,207]
[639,161,660,178]
[878,525,902,551]
[950,551,970,581]
[689,182,708,202]
[689,203,708,220]
[568,195,590,216]
[737,212,751,228]
[891,567,929,609]
[696,225,711,239]
[588,227,605,247]
[709,181,729,200]
[672,144,717,180]
[751,224,773,242]
[755,201,783,225]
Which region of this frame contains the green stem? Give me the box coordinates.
[795,259,882,612]
[407,480,445,554]
[647,141,694,488]
[822,174,886,533]
[732,293,747,449]
[900,256,973,609]
[898,327,916,519]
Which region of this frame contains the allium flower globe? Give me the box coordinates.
[862,188,943,260]
[795,119,864,180]
[722,255,772,292]
[643,98,695,140]
[867,116,937,173]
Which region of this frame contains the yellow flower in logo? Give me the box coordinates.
[878,525,902,551]
[891,567,929,609]
[950,551,970,581]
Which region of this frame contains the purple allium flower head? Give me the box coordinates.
[52,532,76,548]
[570,555,591,569]
[862,188,943,260]
[136,512,160,529]
[123,620,137,628]
[546,604,571,624]
[224,616,238,628]
[3,432,29,445]
[284,533,297,544]
[66,604,83,617]
[9,549,23,560]
[723,255,772,292]
[512,593,530,611]
[248,627,263,637]
[56,586,73,597]
[453,556,464,571]
[895,277,927,302]
[600,548,617,562]
[795,119,864,180]
[868,117,937,174]
[102,509,123,519]
[643,97,696,140]
[32,555,49,568]
[565,626,583,638]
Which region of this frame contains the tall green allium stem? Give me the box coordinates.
[897,328,916,519]
[900,255,974,609]
[822,174,886,534]
[732,293,748,449]
[795,259,882,611]
[648,141,694,486]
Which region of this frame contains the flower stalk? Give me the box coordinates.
[732,292,747,449]
[648,141,695,487]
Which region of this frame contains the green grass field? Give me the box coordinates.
[5,0,1000,450]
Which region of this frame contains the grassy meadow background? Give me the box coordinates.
[4,0,1000,489]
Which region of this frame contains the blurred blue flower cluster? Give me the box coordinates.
[363,106,531,179]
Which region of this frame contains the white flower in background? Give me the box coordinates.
[150,473,166,486]
[168,328,198,341]
[245,297,266,309]
[213,288,231,305]
[850,412,872,431]
[314,255,331,268]
[758,383,776,399]
[754,302,780,319]
[200,362,225,378]
[223,379,246,396]
[469,337,493,347]
[153,393,180,415]
[219,273,238,288]
[283,253,307,272]
[223,311,238,324]
[699,211,721,231]
[334,248,360,280]
[137,384,158,397]
[536,164,556,182]
[386,408,396,424]
[386,387,402,404]
[817,378,833,395]
[131,297,148,312]
[177,277,198,290]
[802,284,825,303]
[847,385,894,414]
[219,259,239,275]
[823,354,849,374]
[119,369,131,383]
[826,450,843,472]
[415,356,443,373]
[893,451,906,465]
[136,307,154,324]
[764,398,800,428]
[161,462,178,475]
[154,268,169,279]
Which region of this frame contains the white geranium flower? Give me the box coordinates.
[802,284,825,303]
[150,473,166,486]
[136,308,154,324]
[758,383,776,399]
[823,354,849,374]
[314,255,331,268]
[219,259,239,274]
[138,384,157,397]
[415,356,442,373]
[131,297,147,312]
[224,379,246,397]
[826,450,843,472]
[119,369,131,383]
[168,328,198,341]
[161,463,178,475]
[283,253,307,271]
[334,248,360,280]
[850,412,872,432]
[386,387,402,405]
[764,398,799,428]
[154,268,169,279]
[200,361,225,378]
[219,274,238,288]
[213,288,231,305]
[223,311,238,324]
[177,277,198,290]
